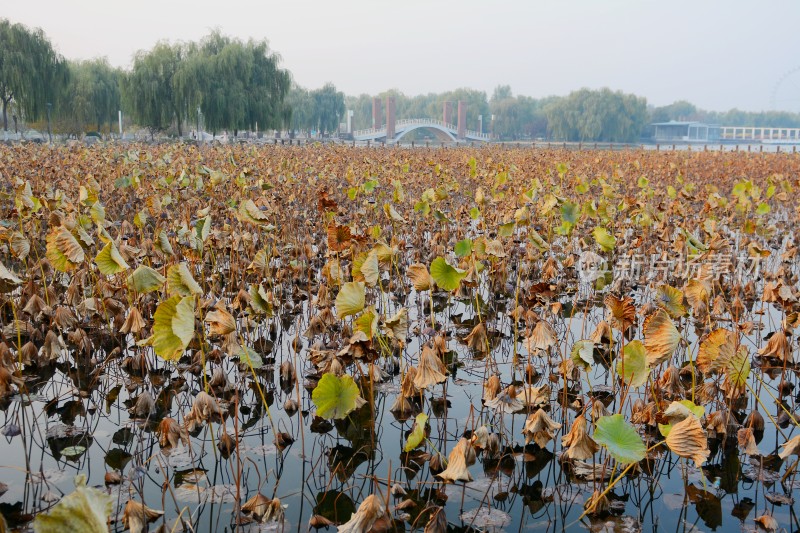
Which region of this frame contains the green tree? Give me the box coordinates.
[123,42,187,137]
[545,88,647,142]
[311,83,344,135]
[0,19,67,131]
[285,85,314,134]
[60,58,121,134]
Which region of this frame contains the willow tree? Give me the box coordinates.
[195,32,290,135]
[61,58,122,134]
[545,88,647,143]
[311,83,344,135]
[0,19,67,131]
[123,42,187,137]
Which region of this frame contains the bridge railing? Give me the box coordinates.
[353,118,491,141]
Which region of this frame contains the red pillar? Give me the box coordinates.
[372,98,381,130]
[443,101,453,125]
[386,97,396,140]
[457,100,466,139]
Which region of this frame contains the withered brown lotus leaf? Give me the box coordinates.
[436,437,475,483]
[485,385,524,413]
[338,494,389,533]
[122,500,164,533]
[604,294,636,332]
[463,322,488,352]
[737,427,760,456]
[327,223,352,252]
[525,320,557,353]
[407,263,433,291]
[665,415,710,467]
[757,330,792,362]
[184,391,223,431]
[242,494,285,523]
[483,375,502,402]
[778,434,800,460]
[754,512,778,532]
[561,416,599,460]
[519,384,551,409]
[424,506,447,533]
[0,367,24,397]
[121,307,146,335]
[523,409,562,447]
[204,302,236,336]
[413,346,447,390]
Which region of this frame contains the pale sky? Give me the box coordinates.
[5,0,800,112]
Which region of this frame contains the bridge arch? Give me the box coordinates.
[394,123,457,142]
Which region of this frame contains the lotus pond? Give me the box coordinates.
[1,144,800,532]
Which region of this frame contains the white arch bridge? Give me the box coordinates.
[352,118,490,143]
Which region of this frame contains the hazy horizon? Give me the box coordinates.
[5,0,800,113]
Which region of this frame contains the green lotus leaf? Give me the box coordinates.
[593,226,616,252]
[94,242,130,275]
[454,239,473,258]
[312,373,365,419]
[127,265,166,293]
[238,346,263,370]
[167,262,202,297]
[354,306,379,340]
[593,414,646,464]
[430,257,466,292]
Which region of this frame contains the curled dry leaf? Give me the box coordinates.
[664,415,710,467]
[122,500,164,533]
[412,345,447,390]
[523,409,562,447]
[241,494,284,523]
[436,437,476,483]
[337,494,389,533]
[561,416,599,461]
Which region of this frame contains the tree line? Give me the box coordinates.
[0,21,343,138]
[4,18,800,142]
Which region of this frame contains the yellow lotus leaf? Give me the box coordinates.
[335,282,365,319]
[152,296,196,361]
[697,329,737,375]
[127,265,166,294]
[664,415,710,467]
[643,309,681,367]
[46,226,85,272]
[655,284,686,318]
[32,475,112,532]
